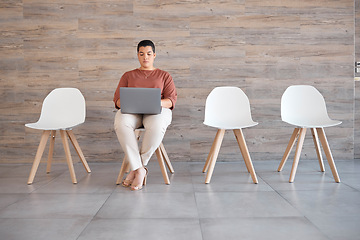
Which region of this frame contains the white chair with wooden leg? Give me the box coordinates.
[202,86,258,184]
[25,88,91,184]
[277,85,341,183]
[116,128,174,185]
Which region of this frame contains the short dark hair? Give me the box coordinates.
[137,40,155,53]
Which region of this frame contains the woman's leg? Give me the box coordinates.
[141,108,172,166]
[114,110,143,171]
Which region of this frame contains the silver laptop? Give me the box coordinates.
[120,87,162,114]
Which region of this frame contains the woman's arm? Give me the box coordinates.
[162,72,177,110]
[113,72,129,109]
[161,98,173,109]
[116,99,121,109]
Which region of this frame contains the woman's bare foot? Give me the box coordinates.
[122,170,136,187]
[131,167,148,191]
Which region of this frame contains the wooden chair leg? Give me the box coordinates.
[156,147,170,184]
[116,157,129,185]
[60,130,77,184]
[205,129,225,184]
[46,130,56,173]
[203,135,217,173]
[233,129,258,184]
[311,128,325,172]
[27,130,51,184]
[289,128,307,183]
[233,129,251,173]
[66,130,91,173]
[159,143,174,173]
[316,128,340,183]
[278,128,300,172]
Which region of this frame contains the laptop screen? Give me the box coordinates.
[120,87,162,114]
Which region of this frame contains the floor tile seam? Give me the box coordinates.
[191,169,336,178]
[198,216,315,220]
[337,182,360,192]
[21,192,114,196]
[111,189,197,194]
[28,191,117,194]
[256,170,338,175]
[265,189,338,222]
[0,217,94,220]
[2,162,354,177]
[195,207,208,240]
[257,174,308,218]
[198,217,205,240]
[273,188,360,216]
[0,160,357,166]
[28,171,68,193]
[190,165,199,214]
[192,182,207,221]
[91,217,203,220]
[73,170,95,183]
[75,186,117,240]
[192,190,277,194]
[257,173,278,193]
[189,162,202,216]
[0,174,66,179]
[0,193,32,212]
[301,215,334,240]
[275,188,360,193]
[0,164,33,167]
[198,215,335,240]
[115,190,196,194]
[193,172,277,194]
[258,169,355,193]
[0,193,30,196]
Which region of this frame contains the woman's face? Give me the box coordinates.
[137,46,156,70]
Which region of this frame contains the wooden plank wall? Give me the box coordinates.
[355,0,360,159]
[0,0,356,164]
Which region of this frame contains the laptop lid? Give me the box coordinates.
[120,87,162,114]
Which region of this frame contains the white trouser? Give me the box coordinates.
[114,108,172,171]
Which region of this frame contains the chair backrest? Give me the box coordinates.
[281,85,340,127]
[35,88,85,129]
[204,86,257,129]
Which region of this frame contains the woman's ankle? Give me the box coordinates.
[125,170,135,180]
[133,167,145,183]
[137,166,146,174]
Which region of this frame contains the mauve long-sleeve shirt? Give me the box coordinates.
[113,68,177,110]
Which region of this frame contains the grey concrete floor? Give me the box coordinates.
[0,159,359,240]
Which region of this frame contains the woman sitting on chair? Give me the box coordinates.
[113,40,177,191]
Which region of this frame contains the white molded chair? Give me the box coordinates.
[277,85,341,183]
[25,88,91,184]
[202,86,258,184]
[116,128,174,185]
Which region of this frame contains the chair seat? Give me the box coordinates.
[25,121,81,130]
[204,121,258,130]
[284,119,342,128]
